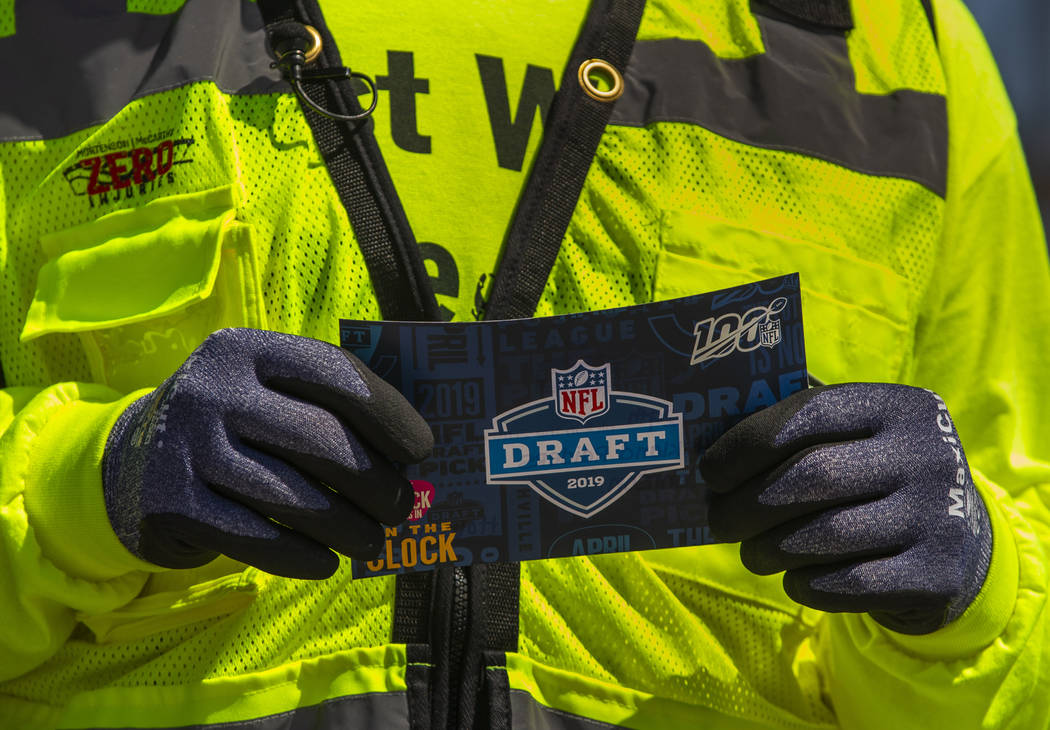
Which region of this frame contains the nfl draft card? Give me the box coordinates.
[340,274,807,578]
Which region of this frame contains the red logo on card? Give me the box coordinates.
[408,480,435,522]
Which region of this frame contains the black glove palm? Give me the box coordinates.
[103,328,432,579]
[701,383,991,635]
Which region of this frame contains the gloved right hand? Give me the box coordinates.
[102,327,432,579]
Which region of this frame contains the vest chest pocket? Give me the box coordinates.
[654,208,918,385]
[20,185,265,392]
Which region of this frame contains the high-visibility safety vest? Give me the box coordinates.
[0,0,1048,729]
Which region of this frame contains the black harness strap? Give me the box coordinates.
[258,0,440,322]
[483,0,647,321]
[758,0,854,30]
[920,0,938,44]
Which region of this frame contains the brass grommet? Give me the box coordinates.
[577,58,624,102]
[303,24,323,65]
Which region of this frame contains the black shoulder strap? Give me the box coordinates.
[258,0,440,322]
[483,0,647,320]
[759,0,937,45]
[920,0,938,44]
[753,0,853,30]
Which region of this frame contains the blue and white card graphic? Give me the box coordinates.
[340,274,807,578]
[485,363,683,519]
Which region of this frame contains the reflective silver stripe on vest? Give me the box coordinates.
[612,12,948,196]
[510,690,630,729]
[0,0,283,142]
[79,690,409,730]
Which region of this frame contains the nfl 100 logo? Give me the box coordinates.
[485,360,684,517]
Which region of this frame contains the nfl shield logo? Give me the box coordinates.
[552,360,611,424]
[760,318,781,347]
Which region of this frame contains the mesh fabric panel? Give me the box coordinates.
[536,122,942,318]
[639,0,944,96]
[0,83,380,389]
[848,0,945,95]
[638,0,763,58]
[126,0,188,14]
[0,132,95,386]
[3,565,396,703]
[0,0,13,38]
[520,549,836,728]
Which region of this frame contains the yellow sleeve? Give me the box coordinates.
[0,183,247,681]
[821,0,1050,727]
[0,384,159,682]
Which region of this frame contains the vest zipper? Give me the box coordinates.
[446,567,470,729]
[262,2,644,726]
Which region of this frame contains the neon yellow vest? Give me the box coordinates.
[0,1,1048,729]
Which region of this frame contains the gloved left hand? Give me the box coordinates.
[701,383,991,635]
[102,328,432,580]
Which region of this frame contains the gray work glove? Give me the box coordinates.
[701,383,992,634]
[103,327,432,579]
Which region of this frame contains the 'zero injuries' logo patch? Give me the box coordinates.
[63,134,196,209]
[484,360,684,518]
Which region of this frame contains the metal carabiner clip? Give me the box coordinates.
[270,25,378,122]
